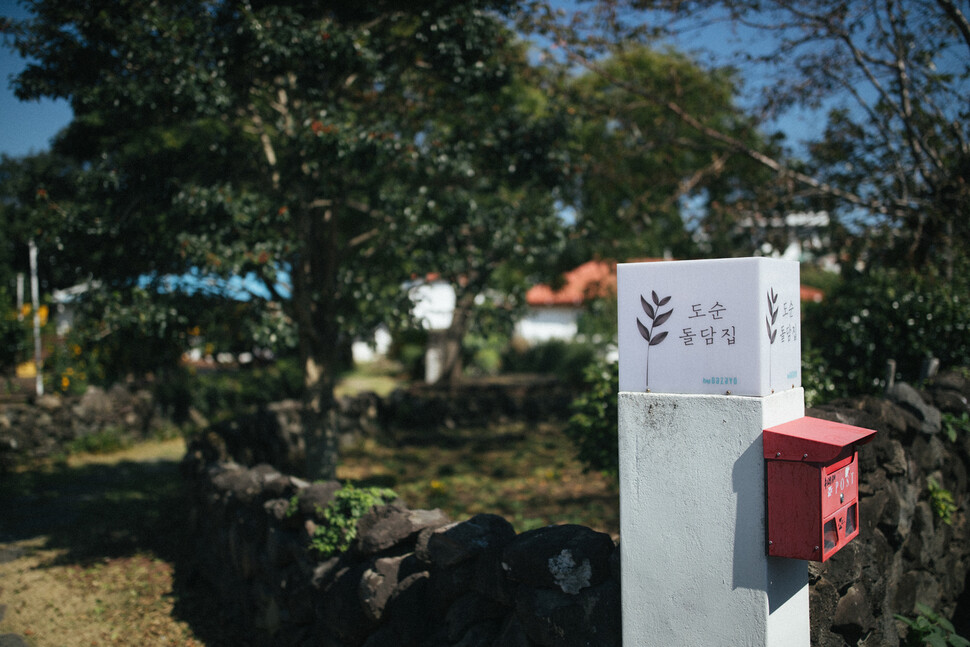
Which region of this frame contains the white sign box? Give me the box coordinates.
[617,258,801,396]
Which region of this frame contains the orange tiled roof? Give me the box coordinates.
[527,259,826,307]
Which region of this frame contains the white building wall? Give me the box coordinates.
[514,307,580,344]
[409,281,455,331]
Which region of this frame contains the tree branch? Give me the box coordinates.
[936,0,970,54]
[566,47,906,217]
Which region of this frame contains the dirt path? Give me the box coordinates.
[0,439,220,646]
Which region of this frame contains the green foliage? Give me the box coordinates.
[800,265,843,296]
[285,495,299,519]
[942,413,970,444]
[4,1,570,478]
[462,332,507,377]
[44,334,90,395]
[389,328,429,382]
[565,360,618,476]
[927,478,957,527]
[576,295,618,346]
[559,44,775,261]
[66,426,131,455]
[309,484,398,558]
[502,340,598,386]
[153,358,303,424]
[803,269,970,397]
[896,603,970,647]
[801,344,840,408]
[0,288,28,371]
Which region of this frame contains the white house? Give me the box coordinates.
[514,260,619,344]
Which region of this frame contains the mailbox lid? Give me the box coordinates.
[763,416,877,463]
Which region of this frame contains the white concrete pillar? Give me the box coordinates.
[618,390,808,645]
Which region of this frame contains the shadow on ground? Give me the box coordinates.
[0,457,230,645]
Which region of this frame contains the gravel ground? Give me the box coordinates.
[0,439,220,646]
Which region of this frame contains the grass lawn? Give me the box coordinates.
[338,420,619,536]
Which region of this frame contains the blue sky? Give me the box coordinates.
[0,1,73,158]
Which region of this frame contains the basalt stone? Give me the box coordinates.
[493,615,533,647]
[871,437,908,477]
[452,619,502,647]
[445,592,508,642]
[355,503,450,556]
[502,524,615,594]
[310,556,342,591]
[809,578,840,647]
[430,559,479,611]
[911,435,947,473]
[379,572,433,645]
[424,514,516,569]
[319,563,375,645]
[472,544,515,605]
[930,388,970,416]
[358,554,426,622]
[264,497,293,524]
[212,466,264,505]
[818,539,865,593]
[298,481,342,521]
[513,578,620,647]
[832,584,876,641]
[262,474,299,500]
[894,570,941,616]
[888,382,942,435]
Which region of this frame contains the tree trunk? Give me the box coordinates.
[292,204,341,480]
[301,351,339,481]
[437,291,475,390]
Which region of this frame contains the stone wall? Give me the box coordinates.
[180,452,620,646]
[182,371,970,646]
[807,372,970,645]
[207,378,576,475]
[0,377,573,473]
[0,385,161,471]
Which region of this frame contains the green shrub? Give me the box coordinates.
[309,483,398,558]
[67,426,131,455]
[565,360,618,476]
[927,478,957,526]
[389,328,428,381]
[896,602,969,647]
[154,357,303,423]
[462,332,507,377]
[0,289,28,372]
[502,339,598,386]
[942,412,970,443]
[802,344,840,407]
[803,269,970,397]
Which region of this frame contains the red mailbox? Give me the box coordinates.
[763,417,877,561]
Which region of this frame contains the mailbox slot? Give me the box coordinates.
[764,417,876,561]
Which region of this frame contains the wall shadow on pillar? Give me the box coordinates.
[732,436,767,591]
[731,435,803,613]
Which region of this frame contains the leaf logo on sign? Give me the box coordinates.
[637,290,672,390]
[766,287,779,389]
[765,288,779,344]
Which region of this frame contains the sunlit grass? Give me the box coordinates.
[337,420,619,536]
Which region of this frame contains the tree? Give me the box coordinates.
[4,0,568,477]
[397,55,570,385]
[558,44,778,261]
[527,0,970,275]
